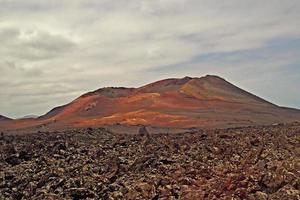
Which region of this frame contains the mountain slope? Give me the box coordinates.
[0,115,12,122]
[1,75,300,130]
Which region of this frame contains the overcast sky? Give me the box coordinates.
[0,0,300,118]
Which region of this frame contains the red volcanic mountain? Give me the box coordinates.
[1,75,300,130]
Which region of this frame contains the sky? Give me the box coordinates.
[0,0,300,118]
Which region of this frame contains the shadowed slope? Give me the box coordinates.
[0,115,12,122]
[179,75,275,105]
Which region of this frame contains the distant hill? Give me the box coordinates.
[18,115,39,119]
[1,75,300,130]
[0,115,12,122]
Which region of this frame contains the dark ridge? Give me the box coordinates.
[39,105,67,120]
[81,87,136,98]
[202,74,225,80]
[0,115,12,121]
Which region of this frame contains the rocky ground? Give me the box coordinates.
[0,123,300,200]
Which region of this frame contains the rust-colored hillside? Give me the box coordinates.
[1,75,300,130]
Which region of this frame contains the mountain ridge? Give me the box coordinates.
[0,115,12,122]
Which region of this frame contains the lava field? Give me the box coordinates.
[1,124,300,199]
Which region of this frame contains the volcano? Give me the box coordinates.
[1,75,300,130]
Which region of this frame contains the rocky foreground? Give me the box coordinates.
[1,124,300,200]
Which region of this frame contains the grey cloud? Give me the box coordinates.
[0,0,300,118]
[0,27,76,61]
